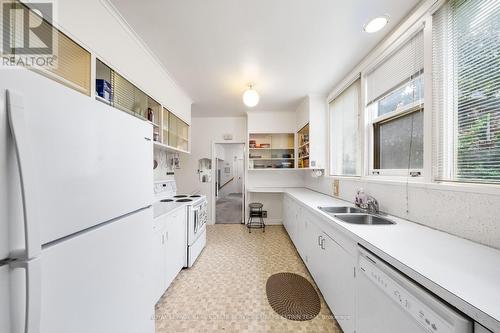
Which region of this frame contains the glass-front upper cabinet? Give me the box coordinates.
[177,118,189,152]
[162,107,170,144]
[169,113,179,149]
[167,112,189,151]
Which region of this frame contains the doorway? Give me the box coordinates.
[214,143,245,224]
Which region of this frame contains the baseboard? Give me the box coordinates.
[261,218,282,225]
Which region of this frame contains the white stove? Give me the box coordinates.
[153,181,207,267]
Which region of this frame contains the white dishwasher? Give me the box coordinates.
[357,247,473,333]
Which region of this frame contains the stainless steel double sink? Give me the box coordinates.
[318,206,396,225]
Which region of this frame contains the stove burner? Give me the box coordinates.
[174,195,188,198]
[190,195,201,197]
[160,199,173,202]
[176,198,193,202]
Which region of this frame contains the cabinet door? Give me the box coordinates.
[153,226,167,303]
[304,216,323,281]
[164,210,186,289]
[318,232,355,333]
[282,197,289,233]
[295,206,307,261]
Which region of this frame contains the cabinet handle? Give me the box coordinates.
[321,238,326,250]
[317,235,322,246]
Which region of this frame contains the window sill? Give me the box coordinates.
[322,175,500,196]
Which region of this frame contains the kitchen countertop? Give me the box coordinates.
[153,201,187,219]
[248,187,500,332]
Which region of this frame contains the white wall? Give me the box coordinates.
[246,110,305,224]
[50,0,192,124]
[153,149,175,182]
[301,0,500,250]
[175,117,247,223]
[304,175,500,250]
[247,110,296,133]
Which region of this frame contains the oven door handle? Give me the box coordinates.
[193,208,199,233]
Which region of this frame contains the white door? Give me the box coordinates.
[304,217,323,281]
[2,70,153,245]
[318,232,355,333]
[40,208,154,333]
[153,223,168,303]
[164,209,185,288]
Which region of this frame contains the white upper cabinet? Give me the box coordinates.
[295,95,327,169]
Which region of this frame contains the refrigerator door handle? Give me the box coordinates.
[11,258,41,333]
[6,90,41,260]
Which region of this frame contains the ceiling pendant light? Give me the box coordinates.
[243,84,259,107]
[363,15,390,33]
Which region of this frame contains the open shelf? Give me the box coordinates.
[248,133,295,169]
[298,123,310,168]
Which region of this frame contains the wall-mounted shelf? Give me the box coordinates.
[249,147,295,150]
[153,141,189,154]
[249,158,295,160]
[248,133,295,169]
[95,58,190,153]
[298,123,310,168]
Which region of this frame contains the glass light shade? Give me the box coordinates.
[243,87,259,107]
[363,16,389,33]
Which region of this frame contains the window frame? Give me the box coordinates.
[368,81,425,177]
[327,77,362,177]
[325,0,500,192]
[362,26,427,180]
[432,0,500,185]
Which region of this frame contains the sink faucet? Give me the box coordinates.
[355,189,380,214]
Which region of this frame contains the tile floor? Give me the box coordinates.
[155,224,342,332]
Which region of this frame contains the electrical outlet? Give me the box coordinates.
[333,178,340,197]
[262,210,268,218]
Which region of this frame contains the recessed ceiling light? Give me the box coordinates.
[242,84,259,107]
[363,15,390,33]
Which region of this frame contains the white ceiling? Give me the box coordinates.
[109,0,420,117]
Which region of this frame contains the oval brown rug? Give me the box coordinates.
[266,272,321,321]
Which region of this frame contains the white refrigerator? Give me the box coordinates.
[0,69,155,333]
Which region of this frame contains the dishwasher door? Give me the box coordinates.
[356,247,473,333]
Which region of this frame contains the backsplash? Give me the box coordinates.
[154,149,176,181]
[304,175,500,250]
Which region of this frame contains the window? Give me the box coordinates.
[366,31,424,176]
[4,2,91,95]
[329,79,361,176]
[433,0,500,183]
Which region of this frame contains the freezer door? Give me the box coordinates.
[1,69,153,246]
[40,208,154,333]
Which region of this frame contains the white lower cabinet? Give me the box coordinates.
[153,223,168,303]
[283,195,356,333]
[316,232,355,333]
[153,208,186,303]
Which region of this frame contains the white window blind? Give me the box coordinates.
[329,79,361,176]
[3,1,91,95]
[366,31,424,104]
[433,0,500,183]
[111,71,148,118]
